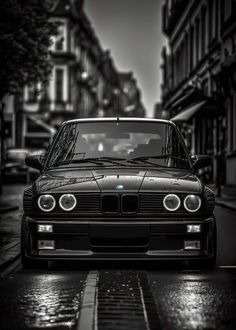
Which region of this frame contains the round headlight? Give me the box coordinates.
[59,194,76,211]
[163,194,181,211]
[184,195,201,212]
[38,195,56,212]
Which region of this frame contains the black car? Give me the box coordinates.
[21,118,216,268]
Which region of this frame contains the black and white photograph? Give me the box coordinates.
[0,0,236,329]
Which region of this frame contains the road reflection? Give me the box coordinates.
[149,270,236,329]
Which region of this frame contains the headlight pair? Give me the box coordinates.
[38,194,76,212]
[163,194,201,212]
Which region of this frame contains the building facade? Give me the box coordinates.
[10,0,145,150]
[161,0,236,187]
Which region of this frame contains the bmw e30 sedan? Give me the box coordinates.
[21,118,216,268]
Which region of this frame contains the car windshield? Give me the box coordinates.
[46,121,191,170]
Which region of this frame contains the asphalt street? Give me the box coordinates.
[0,184,236,329]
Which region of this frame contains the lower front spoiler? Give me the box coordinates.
[30,251,215,262]
[24,216,216,262]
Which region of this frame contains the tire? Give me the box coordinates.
[21,216,47,269]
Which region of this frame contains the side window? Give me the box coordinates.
[47,124,77,167]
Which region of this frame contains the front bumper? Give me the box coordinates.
[24,216,215,261]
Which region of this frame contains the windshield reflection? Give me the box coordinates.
[46,122,190,170]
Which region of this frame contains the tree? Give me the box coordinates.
[0,0,58,100]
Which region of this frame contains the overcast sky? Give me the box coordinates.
[84,0,166,117]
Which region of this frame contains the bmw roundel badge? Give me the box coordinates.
[116,184,124,190]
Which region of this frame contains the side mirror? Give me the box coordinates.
[25,155,44,171]
[191,155,212,171]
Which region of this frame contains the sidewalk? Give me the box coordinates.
[207,184,236,212]
[0,184,22,214]
[0,184,27,269]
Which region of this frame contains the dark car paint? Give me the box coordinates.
[21,119,216,266]
[34,168,202,195]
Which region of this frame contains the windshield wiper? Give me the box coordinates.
[50,157,128,168]
[129,155,190,168]
[87,156,128,166]
[131,155,189,162]
[51,159,105,167]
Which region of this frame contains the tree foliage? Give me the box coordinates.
[0,0,58,99]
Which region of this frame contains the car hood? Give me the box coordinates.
[35,167,202,194]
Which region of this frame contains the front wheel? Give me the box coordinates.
[21,216,47,269]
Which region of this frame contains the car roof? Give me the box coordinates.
[63,117,174,125]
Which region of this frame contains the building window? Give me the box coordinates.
[224,0,232,21]
[75,45,81,61]
[55,68,64,102]
[27,84,38,102]
[201,7,206,58]
[185,33,189,76]
[55,21,67,52]
[221,0,232,22]
[70,29,75,53]
[208,0,215,43]
[233,0,236,14]
[180,43,184,82]
[190,26,194,71]
[228,95,236,151]
[215,0,219,37]
[208,0,213,43]
[195,18,200,64]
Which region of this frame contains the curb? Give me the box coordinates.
[215,200,236,212]
[0,253,21,279]
[77,270,98,330]
[0,205,19,214]
[0,240,21,271]
[0,252,21,275]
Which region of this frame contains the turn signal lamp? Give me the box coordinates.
[38,240,55,250]
[184,240,201,250]
[187,224,201,233]
[38,225,53,233]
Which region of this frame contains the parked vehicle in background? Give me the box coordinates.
[3,148,45,183]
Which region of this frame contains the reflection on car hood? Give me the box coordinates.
[35,167,202,194]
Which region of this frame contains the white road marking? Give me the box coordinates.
[138,275,151,330]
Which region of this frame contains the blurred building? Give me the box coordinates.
[153,102,169,119]
[161,0,236,187]
[118,72,146,118]
[9,0,145,151]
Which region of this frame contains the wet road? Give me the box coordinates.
[0,185,236,329]
[149,269,236,330]
[0,268,87,330]
[0,266,236,330]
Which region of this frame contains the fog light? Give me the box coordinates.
[184,240,201,250]
[38,225,53,233]
[187,224,201,233]
[38,240,55,250]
